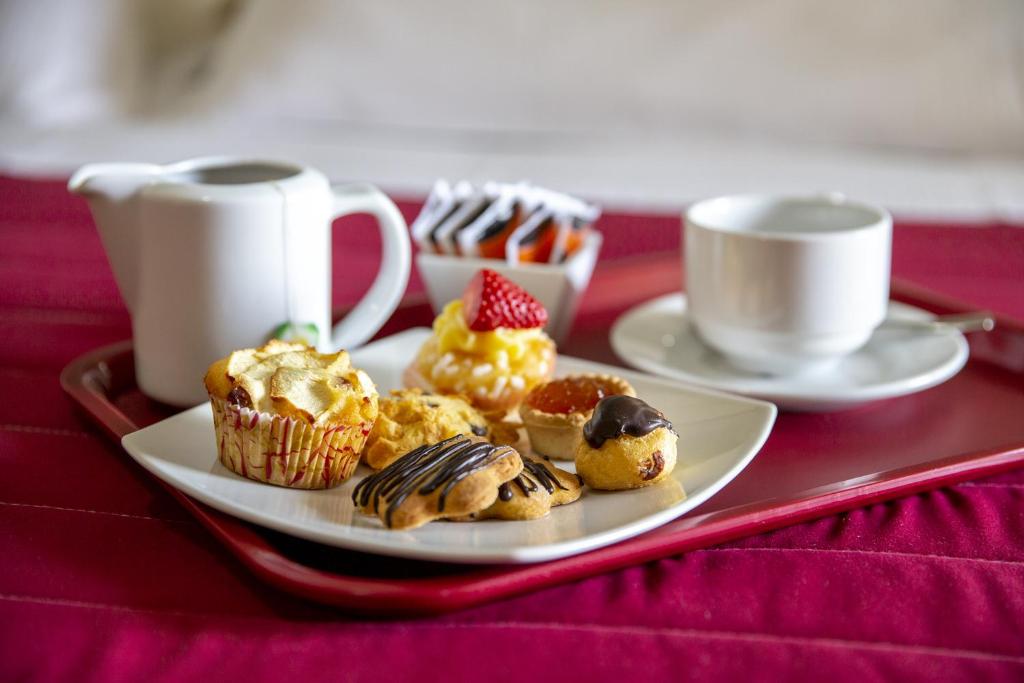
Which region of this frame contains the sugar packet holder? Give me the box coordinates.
[412,180,599,265]
[411,180,475,255]
[455,182,540,259]
[505,194,599,266]
[411,180,516,256]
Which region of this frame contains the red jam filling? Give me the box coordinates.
[525,376,622,415]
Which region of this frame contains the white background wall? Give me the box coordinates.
[2,0,1022,219]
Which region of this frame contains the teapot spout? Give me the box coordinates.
[69,163,163,312]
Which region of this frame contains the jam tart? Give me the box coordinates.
[518,373,635,460]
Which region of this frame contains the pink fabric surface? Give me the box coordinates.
[2,175,1024,681]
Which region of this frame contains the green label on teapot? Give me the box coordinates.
[270,321,320,347]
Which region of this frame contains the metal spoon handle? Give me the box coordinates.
[929,311,996,333]
[881,311,996,334]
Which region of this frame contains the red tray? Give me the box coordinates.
[61,279,1024,616]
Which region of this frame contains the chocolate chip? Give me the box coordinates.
[470,424,487,437]
[426,402,440,408]
[227,386,253,409]
[640,450,665,481]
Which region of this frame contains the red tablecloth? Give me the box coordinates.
[2,175,1023,681]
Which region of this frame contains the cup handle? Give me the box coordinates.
[328,183,411,350]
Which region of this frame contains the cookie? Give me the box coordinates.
[352,434,523,530]
[362,389,489,470]
[574,395,678,490]
[462,457,583,521]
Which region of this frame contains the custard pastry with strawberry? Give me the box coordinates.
[405,269,555,412]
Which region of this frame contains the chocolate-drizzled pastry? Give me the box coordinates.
[455,457,583,521]
[576,396,679,491]
[499,458,566,501]
[583,395,674,449]
[353,435,522,530]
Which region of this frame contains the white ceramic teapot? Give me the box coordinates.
[69,157,411,406]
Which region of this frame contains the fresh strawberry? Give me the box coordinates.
[461,269,548,331]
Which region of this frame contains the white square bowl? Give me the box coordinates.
[415,232,602,343]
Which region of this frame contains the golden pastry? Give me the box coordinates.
[457,457,583,521]
[574,395,678,490]
[352,434,522,530]
[406,269,555,412]
[362,389,488,470]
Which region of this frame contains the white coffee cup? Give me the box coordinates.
[684,193,892,375]
[70,157,411,406]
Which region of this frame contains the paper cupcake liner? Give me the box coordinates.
[210,397,366,489]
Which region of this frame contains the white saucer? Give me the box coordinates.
[611,294,969,411]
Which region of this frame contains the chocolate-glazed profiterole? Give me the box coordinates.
[352,434,522,529]
[583,395,674,449]
[576,396,679,491]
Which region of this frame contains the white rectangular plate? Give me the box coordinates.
[122,329,776,564]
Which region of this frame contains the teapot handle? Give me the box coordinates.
[328,183,411,350]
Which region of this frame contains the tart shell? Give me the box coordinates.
[518,373,635,460]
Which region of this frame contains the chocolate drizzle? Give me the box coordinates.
[352,435,515,528]
[498,459,567,502]
[582,395,673,449]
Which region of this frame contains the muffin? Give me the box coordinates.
[574,395,678,490]
[362,389,490,470]
[519,374,635,460]
[203,340,378,489]
[406,269,556,412]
